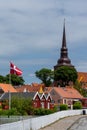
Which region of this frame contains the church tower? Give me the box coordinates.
[54,21,74,70]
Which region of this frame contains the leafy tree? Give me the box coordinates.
[35,68,54,86]
[11,96,33,115]
[0,74,25,86]
[0,75,6,83]
[22,98,33,115]
[74,80,87,97]
[11,96,23,114]
[54,66,77,87]
[5,74,25,86]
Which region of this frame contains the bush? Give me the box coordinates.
[60,104,68,111]
[0,108,20,116]
[7,108,20,116]
[44,109,54,115]
[73,101,82,109]
[34,108,54,115]
[53,105,58,112]
[34,108,45,115]
[0,105,2,110]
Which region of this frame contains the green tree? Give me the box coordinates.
[54,66,77,87]
[35,68,54,86]
[0,75,6,83]
[5,74,25,86]
[22,98,33,115]
[11,96,24,114]
[74,80,87,97]
[11,96,33,115]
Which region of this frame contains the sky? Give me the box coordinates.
[0,0,87,84]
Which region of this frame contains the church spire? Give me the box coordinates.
[60,19,68,60]
[54,20,74,70]
[62,19,66,48]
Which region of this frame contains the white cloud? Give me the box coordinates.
[0,0,87,83]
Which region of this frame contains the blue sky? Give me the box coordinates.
[0,0,87,84]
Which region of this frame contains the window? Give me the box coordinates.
[64,99,66,104]
[58,99,60,103]
[41,102,44,108]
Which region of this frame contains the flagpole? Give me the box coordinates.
[9,62,23,109]
[9,64,11,110]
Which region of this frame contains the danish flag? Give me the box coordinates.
[10,62,23,76]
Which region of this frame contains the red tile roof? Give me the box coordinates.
[44,86,83,99]
[16,84,44,93]
[0,83,17,93]
[53,87,83,99]
[16,83,83,99]
[44,87,53,93]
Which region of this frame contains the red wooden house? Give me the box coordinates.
[0,92,53,110]
[40,93,47,109]
[32,92,41,108]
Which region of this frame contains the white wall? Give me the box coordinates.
[0,109,86,130]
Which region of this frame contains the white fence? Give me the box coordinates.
[0,109,86,130]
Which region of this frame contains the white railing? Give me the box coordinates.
[0,109,86,130]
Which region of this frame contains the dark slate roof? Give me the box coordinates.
[0,92,37,100]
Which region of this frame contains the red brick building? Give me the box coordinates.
[44,86,83,109]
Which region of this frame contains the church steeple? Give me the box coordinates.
[62,19,66,49]
[54,21,74,70]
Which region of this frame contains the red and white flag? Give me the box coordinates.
[10,62,23,76]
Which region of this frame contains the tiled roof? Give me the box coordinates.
[16,85,32,92]
[0,83,17,93]
[44,87,53,93]
[32,83,40,87]
[52,87,83,99]
[15,83,83,99]
[16,84,44,93]
[0,92,37,100]
[78,72,87,83]
[44,86,83,99]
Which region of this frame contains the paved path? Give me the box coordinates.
[68,116,87,130]
[39,115,87,130]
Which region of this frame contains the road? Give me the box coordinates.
[39,115,87,130]
[68,116,87,130]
